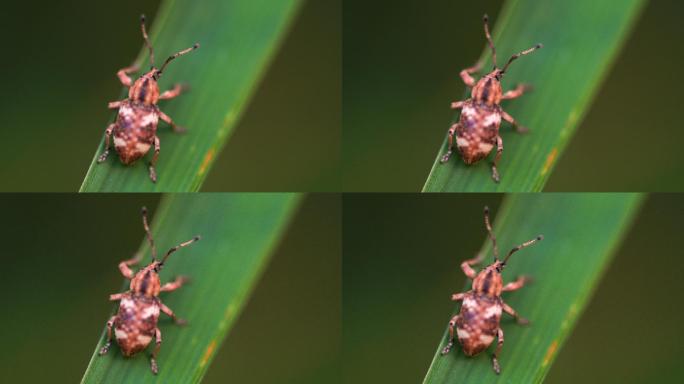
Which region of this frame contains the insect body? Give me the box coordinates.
[440,14,542,182]
[98,207,201,374]
[97,15,199,183]
[441,206,543,374]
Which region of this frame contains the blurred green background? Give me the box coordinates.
[0,194,340,383]
[343,194,683,383]
[343,0,684,191]
[0,0,339,192]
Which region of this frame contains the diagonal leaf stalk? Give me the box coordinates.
[81,193,302,383]
[423,193,644,383]
[423,0,646,192]
[80,0,303,192]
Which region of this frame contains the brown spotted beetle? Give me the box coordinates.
[441,206,543,374]
[440,14,542,182]
[97,15,199,183]
[98,207,200,374]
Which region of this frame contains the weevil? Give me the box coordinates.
[97,15,200,183]
[440,14,542,182]
[98,207,201,374]
[441,206,543,374]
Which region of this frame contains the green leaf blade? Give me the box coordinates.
[423,193,644,383]
[81,193,302,383]
[80,0,303,192]
[423,0,646,192]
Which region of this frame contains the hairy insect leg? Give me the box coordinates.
[440,123,459,163]
[502,84,532,100]
[159,84,187,100]
[119,252,144,279]
[502,275,532,292]
[483,206,499,259]
[97,124,116,163]
[150,327,162,375]
[492,327,504,374]
[502,301,529,325]
[461,252,486,279]
[160,301,187,325]
[158,110,186,133]
[491,135,503,183]
[117,64,140,87]
[148,136,160,183]
[98,316,117,356]
[501,110,529,133]
[441,314,460,355]
[160,276,190,292]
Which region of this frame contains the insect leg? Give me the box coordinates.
[440,124,459,163]
[109,293,126,301]
[461,252,485,279]
[502,84,532,100]
[502,301,529,325]
[117,64,140,87]
[118,252,143,279]
[502,275,532,292]
[159,84,187,100]
[98,316,117,356]
[491,327,504,374]
[108,100,125,109]
[160,301,187,325]
[97,124,116,163]
[160,276,190,292]
[451,292,466,301]
[148,136,160,183]
[158,110,186,134]
[441,314,460,355]
[150,327,162,375]
[450,100,465,110]
[460,61,484,87]
[501,110,529,134]
[491,135,503,183]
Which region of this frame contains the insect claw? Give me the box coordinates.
[97,151,109,163]
[492,356,501,374]
[148,165,157,183]
[440,151,452,163]
[491,166,501,183]
[175,318,188,326]
[517,317,530,326]
[150,358,159,375]
[99,342,111,355]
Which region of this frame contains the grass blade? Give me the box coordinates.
[80,0,302,192]
[423,0,645,192]
[423,193,643,383]
[81,193,302,383]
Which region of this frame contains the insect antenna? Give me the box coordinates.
[503,235,543,265]
[160,236,201,266]
[157,43,200,77]
[140,15,155,67]
[500,43,543,75]
[141,206,158,261]
[483,206,499,260]
[482,14,497,69]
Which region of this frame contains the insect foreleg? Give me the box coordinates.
[97,124,116,163]
[98,316,117,356]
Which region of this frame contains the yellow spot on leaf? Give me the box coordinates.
[200,340,217,368]
[198,148,215,176]
[541,148,558,176]
[542,340,558,367]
